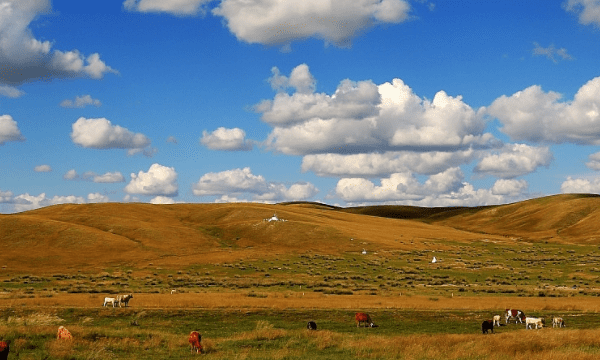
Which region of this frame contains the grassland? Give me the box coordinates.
[2,194,600,358]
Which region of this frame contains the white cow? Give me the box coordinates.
[525,316,545,329]
[492,315,501,327]
[103,297,118,307]
[117,294,134,307]
[552,317,565,328]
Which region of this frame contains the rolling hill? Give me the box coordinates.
[1,194,599,272]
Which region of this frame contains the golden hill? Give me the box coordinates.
[1,194,599,272]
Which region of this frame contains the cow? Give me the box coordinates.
[552,317,565,328]
[481,320,494,334]
[355,312,375,328]
[57,326,72,340]
[117,294,133,307]
[525,316,545,329]
[307,321,317,330]
[492,315,501,327]
[103,297,118,307]
[188,331,202,354]
[505,309,526,324]
[0,340,9,360]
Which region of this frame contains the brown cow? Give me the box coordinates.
[57,326,73,340]
[0,340,9,360]
[355,312,375,328]
[188,331,202,354]
[117,294,134,307]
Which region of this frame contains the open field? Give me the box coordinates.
[3,194,600,358]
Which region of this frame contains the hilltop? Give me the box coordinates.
[1,194,600,273]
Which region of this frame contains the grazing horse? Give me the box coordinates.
[481,320,494,334]
[188,331,202,354]
[525,317,545,329]
[57,326,73,340]
[505,309,526,324]
[117,294,133,307]
[307,321,317,330]
[492,315,501,327]
[552,317,565,328]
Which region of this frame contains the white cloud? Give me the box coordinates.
[491,179,529,196]
[532,42,574,63]
[64,169,78,180]
[92,172,125,183]
[564,0,600,27]
[212,0,410,47]
[473,144,553,178]
[192,167,318,201]
[586,152,600,170]
[487,76,600,144]
[0,114,25,145]
[60,95,102,108]
[561,176,600,193]
[70,117,152,154]
[150,196,176,204]
[124,163,178,196]
[200,127,252,151]
[34,164,51,172]
[301,149,476,177]
[0,189,13,203]
[87,193,110,203]
[335,172,529,207]
[166,136,178,144]
[0,0,116,86]
[258,65,496,156]
[13,193,85,213]
[0,85,24,97]
[123,0,212,15]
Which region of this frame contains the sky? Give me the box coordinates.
[2,0,600,213]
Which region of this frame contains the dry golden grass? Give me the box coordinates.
[2,292,600,312]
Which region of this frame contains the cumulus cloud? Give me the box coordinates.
[13,193,85,213]
[123,0,212,15]
[212,0,410,47]
[335,171,529,207]
[258,65,496,156]
[60,95,102,108]
[0,189,13,203]
[63,169,78,180]
[561,176,600,193]
[302,149,476,177]
[0,115,25,145]
[533,42,574,63]
[124,163,178,196]
[487,76,600,144]
[586,152,600,170]
[150,196,176,204]
[66,170,125,183]
[87,193,110,203]
[70,117,152,155]
[192,167,318,201]
[200,127,252,151]
[166,136,177,144]
[473,144,553,178]
[0,0,116,86]
[34,164,51,172]
[564,0,600,27]
[491,179,529,196]
[0,85,24,98]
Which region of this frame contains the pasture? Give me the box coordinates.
[3,195,600,358]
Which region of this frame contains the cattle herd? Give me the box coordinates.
[0,301,570,357]
[481,309,566,334]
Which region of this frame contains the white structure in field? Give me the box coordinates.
[432,256,437,263]
[362,249,367,255]
[265,213,287,222]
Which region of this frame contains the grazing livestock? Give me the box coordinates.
[355,312,375,328]
[307,321,317,330]
[481,320,494,334]
[117,294,133,307]
[505,309,526,324]
[103,297,118,307]
[57,326,73,340]
[188,331,202,354]
[492,315,501,327]
[525,317,545,329]
[552,317,565,328]
[0,340,9,360]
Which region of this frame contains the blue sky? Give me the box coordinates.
[2,0,600,212]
